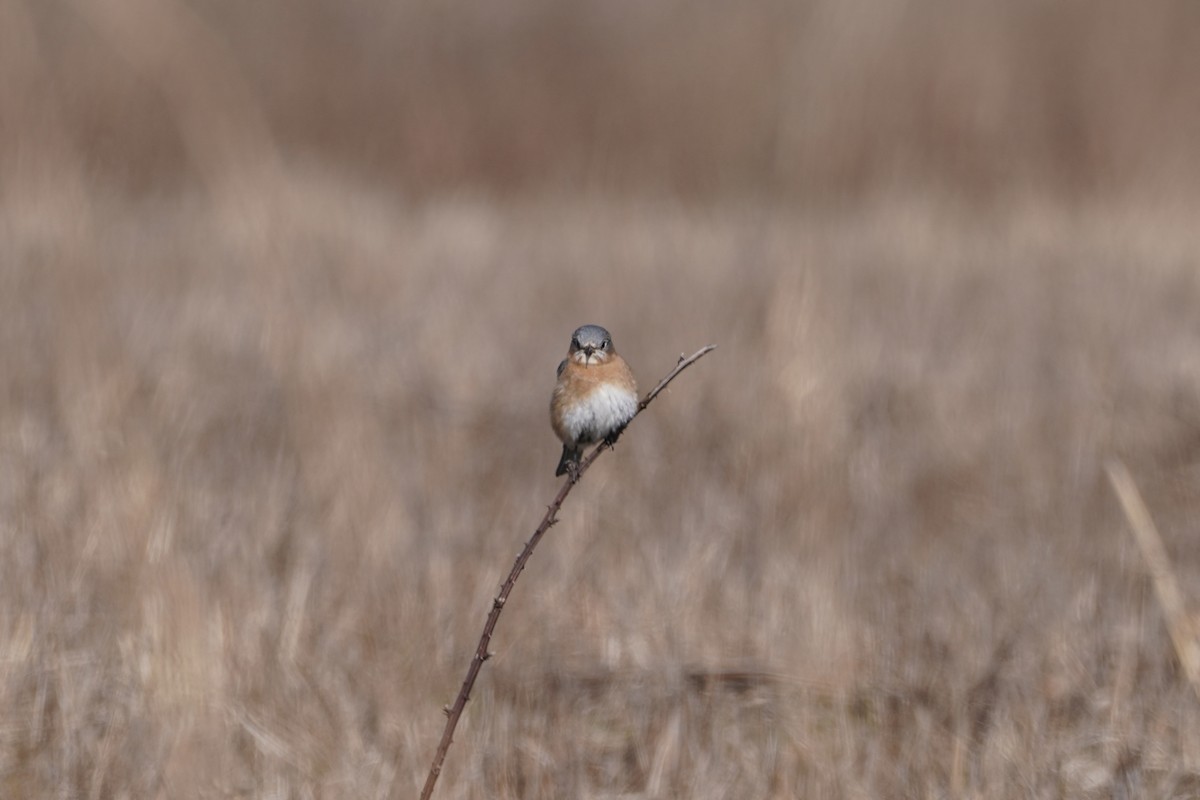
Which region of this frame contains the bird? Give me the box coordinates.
[550,324,638,477]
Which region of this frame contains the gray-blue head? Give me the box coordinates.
[568,324,616,364]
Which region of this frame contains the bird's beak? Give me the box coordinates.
[583,346,595,358]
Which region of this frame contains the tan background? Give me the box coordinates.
[3,1,1200,797]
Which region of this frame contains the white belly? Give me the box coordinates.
[562,383,638,444]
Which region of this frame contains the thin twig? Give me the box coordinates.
[1105,458,1200,701]
[408,344,717,800]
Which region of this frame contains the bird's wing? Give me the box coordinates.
[556,358,568,378]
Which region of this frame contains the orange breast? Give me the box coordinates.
[551,355,638,445]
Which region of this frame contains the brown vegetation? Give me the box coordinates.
[3,1,1200,797]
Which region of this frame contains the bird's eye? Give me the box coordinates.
[603,339,611,348]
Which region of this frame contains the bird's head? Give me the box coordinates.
[568,324,615,366]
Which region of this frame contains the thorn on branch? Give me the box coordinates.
[442,705,452,717]
[492,597,505,609]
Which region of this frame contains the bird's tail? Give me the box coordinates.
[555,444,582,477]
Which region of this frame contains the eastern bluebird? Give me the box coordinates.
[550,324,638,477]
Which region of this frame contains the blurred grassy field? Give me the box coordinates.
[4,1,1200,798]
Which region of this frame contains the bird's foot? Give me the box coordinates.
[603,427,625,449]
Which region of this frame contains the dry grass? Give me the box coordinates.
[4,2,1200,799]
[5,187,1200,798]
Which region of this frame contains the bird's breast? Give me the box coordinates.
[556,381,638,445]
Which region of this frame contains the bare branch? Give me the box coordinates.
[407,344,716,800]
[641,344,718,410]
